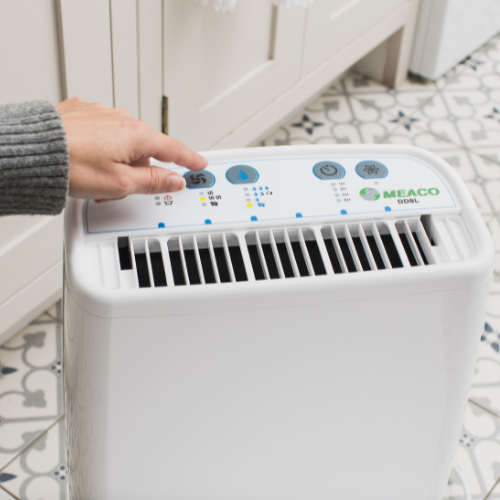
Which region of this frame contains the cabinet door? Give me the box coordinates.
[163,0,306,151]
[301,0,407,78]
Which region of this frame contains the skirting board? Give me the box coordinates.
[0,260,62,345]
[0,215,63,344]
[0,260,63,345]
[211,0,418,151]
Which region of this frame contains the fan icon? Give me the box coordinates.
[190,173,207,185]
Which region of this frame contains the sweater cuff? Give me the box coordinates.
[0,100,69,215]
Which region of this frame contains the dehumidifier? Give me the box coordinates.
[63,145,494,500]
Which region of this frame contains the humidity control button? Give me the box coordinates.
[355,160,388,179]
[226,165,259,184]
[313,161,345,180]
[183,170,215,189]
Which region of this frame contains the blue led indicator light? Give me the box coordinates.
[158,222,165,228]
[265,186,269,190]
[296,213,303,218]
[252,187,256,191]
[251,216,258,221]
[256,198,260,202]
[341,210,347,215]
[385,206,391,211]
[205,219,212,225]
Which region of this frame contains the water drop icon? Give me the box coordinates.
[237,169,249,181]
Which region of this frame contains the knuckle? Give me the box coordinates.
[132,119,149,135]
[69,96,85,104]
[146,168,163,194]
[90,101,108,110]
[115,175,133,197]
[114,107,132,119]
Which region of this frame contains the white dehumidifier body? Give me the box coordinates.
[63,145,494,500]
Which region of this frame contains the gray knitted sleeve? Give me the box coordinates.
[0,100,69,215]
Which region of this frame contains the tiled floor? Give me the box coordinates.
[2,37,500,500]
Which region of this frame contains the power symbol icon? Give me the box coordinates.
[320,165,338,176]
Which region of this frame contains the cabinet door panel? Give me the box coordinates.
[301,0,407,77]
[164,0,305,151]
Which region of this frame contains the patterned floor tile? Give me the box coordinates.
[468,313,500,419]
[379,124,478,181]
[0,419,69,500]
[488,478,500,499]
[44,302,62,323]
[443,403,500,500]
[0,486,17,499]
[484,181,500,215]
[0,316,64,471]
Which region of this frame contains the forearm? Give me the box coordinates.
[0,100,69,215]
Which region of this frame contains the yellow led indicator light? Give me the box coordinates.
[200,197,206,201]
[247,203,253,208]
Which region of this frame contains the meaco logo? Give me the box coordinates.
[383,188,440,198]
[359,187,380,201]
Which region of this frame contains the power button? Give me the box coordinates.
[313,161,345,180]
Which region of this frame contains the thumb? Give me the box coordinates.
[125,165,186,195]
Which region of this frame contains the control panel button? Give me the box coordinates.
[183,170,215,189]
[313,161,345,180]
[355,160,388,179]
[226,165,259,184]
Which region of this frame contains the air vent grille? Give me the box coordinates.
[105,215,471,290]
[245,228,326,281]
[321,223,403,273]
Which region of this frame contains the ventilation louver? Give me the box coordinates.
[109,215,469,289]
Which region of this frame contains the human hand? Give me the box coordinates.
[55,97,208,202]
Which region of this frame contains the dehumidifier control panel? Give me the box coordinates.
[85,154,458,234]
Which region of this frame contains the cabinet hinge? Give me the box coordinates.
[162,96,169,135]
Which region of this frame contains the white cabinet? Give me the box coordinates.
[163,1,305,151]
[301,0,407,77]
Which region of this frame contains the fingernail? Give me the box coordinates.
[202,156,209,166]
[166,175,186,192]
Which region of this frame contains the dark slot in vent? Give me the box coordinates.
[396,221,431,267]
[248,245,266,280]
[338,237,357,273]
[228,246,248,282]
[322,224,404,273]
[261,244,280,279]
[276,243,294,278]
[366,235,385,270]
[184,250,201,285]
[380,234,403,268]
[399,232,418,267]
[169,251,186,286]
[323,238,343,274]
[214,247,231,283]
[199,248,216,284]
[352,237,371,271]
[150,252,167,287]
[246,230,327,280]
[134,253,151,288]
[291,241,310,277]
[118,237,133,270]
[305,240,326,275]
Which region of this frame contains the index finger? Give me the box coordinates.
[142,127,208,171]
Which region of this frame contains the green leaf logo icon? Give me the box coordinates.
[359,187,380,201]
